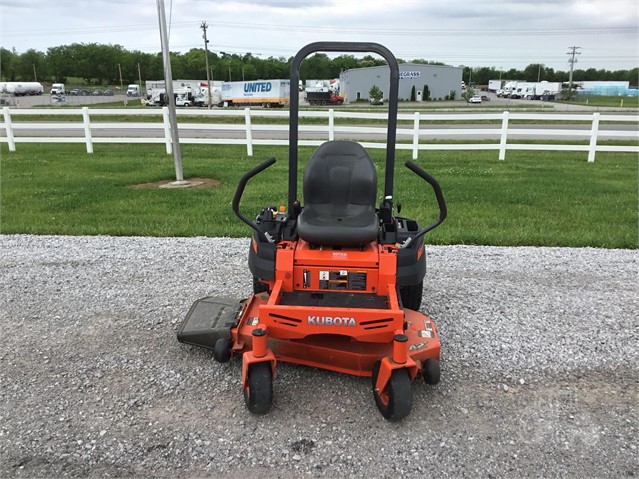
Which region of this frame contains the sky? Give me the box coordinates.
[1,0,637,72]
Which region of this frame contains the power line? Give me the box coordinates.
[2,21,635,38]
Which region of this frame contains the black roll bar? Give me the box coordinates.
[288,42,400,216]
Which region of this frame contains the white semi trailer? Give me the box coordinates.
[0,82,44,95]
[221,80,290,107]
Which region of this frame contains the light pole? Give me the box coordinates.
[156,0,185,184]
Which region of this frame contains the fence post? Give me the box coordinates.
[162,107,172,155]
[499,110,509,160]
[82,107,93,154]
[328,109,335,141]
[244,108,253,157]
[412,111,420,160]
[588,112,600,163]
[2,107,16,152]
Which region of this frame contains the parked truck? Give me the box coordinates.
[530,81,562,100]
[510,82,534,99]
[0,82,44,96]
[126,84,141,97]
[143,87,194,107]
[50,83,65,95]
[488,79,504,92]
[221,80,290,107]
[194,86,223,107]
[305,88,344,105]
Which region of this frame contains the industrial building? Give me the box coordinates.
[339,63,463,103]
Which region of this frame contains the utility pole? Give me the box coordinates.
[201,21,212,109]
[32,63,37,82]
[537,64,543,82]
[118,63,124,91]
[567,46,581,91]
[137,63,143,96]
[156,0,185,184]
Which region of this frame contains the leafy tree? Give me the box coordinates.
[14,49,45,81]
[369,84,383,103]
[462,87,475,102]
[3,42,637,88]
[0,47,17,81]
[300,53,332,81]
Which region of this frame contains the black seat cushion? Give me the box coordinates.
[297,141,379,246]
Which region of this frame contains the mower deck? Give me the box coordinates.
[178,293,440,377]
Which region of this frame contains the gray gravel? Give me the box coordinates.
[0,235,637,478]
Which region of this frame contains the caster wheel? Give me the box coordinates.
[213,337,232,363]
[244,361,273,414]
[371,360,412,421]
[422,358,441,385]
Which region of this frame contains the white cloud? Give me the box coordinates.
[0,0,636,70]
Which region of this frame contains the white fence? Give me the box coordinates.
[1,107,638,162]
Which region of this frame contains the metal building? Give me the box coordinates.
[339,63,463,103]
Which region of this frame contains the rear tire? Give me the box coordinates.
[253,277,268,294]
[371,360,412,421]
[244,362,273,414]
[400,281,423,311]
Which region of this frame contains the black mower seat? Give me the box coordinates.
[297,141,379,246]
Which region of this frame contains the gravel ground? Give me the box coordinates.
[0,235,637,478]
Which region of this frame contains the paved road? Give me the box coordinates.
[4,92,637,142]
[9,91,638,113]
[11,121,638,142]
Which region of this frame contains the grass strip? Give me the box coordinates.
[1,143,636,248]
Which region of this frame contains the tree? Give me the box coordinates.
[15,49,45,81]
[410,85,416,101]
[300,53,332,81]
[462,87,475,102]
[369,84,383,103]
[0,47,17,81]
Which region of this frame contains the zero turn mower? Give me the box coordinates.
[178,42,447,421]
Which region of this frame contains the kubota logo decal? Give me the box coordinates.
[307,316,356,327]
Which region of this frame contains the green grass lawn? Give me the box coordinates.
[0,143,636,248]
[562,95,639,108]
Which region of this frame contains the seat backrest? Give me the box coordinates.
[303,141,377,215]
